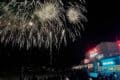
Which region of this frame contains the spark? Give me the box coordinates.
[28,21,34,26]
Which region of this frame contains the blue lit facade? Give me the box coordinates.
[93,56,120,73]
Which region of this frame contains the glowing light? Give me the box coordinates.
[96,54,104,60]
[65,77,70,80]
[101,58,115,66]
[90,73,98,78]
[72,65,83,69]
[67,7,80,24]
[117,40,120,47]
[88,48,99,58]
[28,21,34,26]
[102,61,114,66]
[88,64,93,69]
[84,59,90,64]
[34,2,58,22]
[90,53,98,58]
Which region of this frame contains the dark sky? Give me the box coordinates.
[0,0,120,70]
[84,0,120,48]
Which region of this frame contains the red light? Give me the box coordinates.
[117,40,120,47]
[89,48,99,54]
[88,47,99,58]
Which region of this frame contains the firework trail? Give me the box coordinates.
[0,0,87,50]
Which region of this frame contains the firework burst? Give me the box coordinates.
[0,0,87,50]
[66,2,87,40]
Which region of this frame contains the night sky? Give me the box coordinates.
[0,0,120,71]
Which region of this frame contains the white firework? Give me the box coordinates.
[34,2,58,22]
[0,0,87,50]
[67,7,80,24]
[66,3,87,40]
